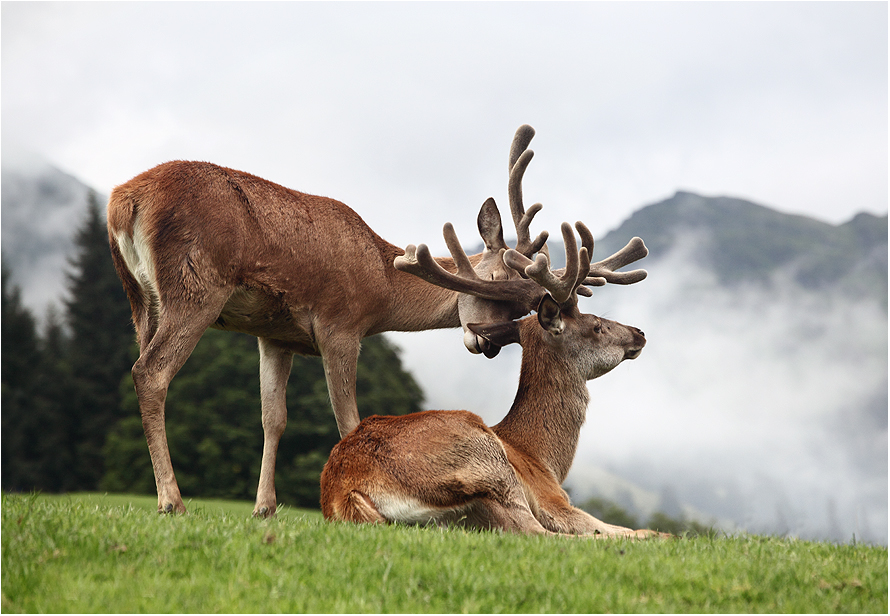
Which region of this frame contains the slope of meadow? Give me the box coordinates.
[2,493,885,613]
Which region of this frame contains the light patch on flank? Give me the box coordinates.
[373,493,468,526]
[115,216,159,301]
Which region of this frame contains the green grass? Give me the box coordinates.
[2,492,886,613]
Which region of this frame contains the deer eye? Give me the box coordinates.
[593,323,603,334]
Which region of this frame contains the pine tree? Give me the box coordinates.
[1,262,73,491]
[35,306,77,491]
[64,191,135,489]
[1,259,43,490]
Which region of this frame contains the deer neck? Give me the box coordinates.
[492,337,590,484]
[374,243,466,332]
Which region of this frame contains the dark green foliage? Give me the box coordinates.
[3,264,55,490]
[646,510,718,538]
[1,262,77,492]
[63,192,135,489]
[578,495,640,529]
[102,330,423,508]
[2,192,133,493]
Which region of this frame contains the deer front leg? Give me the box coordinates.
[318,332,363,438]
[544,503,670,539]
[254,338,294,518]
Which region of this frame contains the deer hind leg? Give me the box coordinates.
[254,338,294,518]
[432,436,557,535]
[130,289,231,514]
[340,490,387,524]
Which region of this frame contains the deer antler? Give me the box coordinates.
[504,222,592,306]
[394,224,542,306]
[583,235,649,287]
[395,125,648,310]
[393,125,553,306]
[508,125,549,258]
[511,220,648,293]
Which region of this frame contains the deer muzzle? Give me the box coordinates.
[623,327,646,360]
[463,329,501,359]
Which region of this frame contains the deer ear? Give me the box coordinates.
[477,198,507,252]
[467,320,521,348]
[537,294,565,335]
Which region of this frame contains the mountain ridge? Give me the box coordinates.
[1,159,106,317]
[596,190,888,302]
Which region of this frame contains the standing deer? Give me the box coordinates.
[107,125,648,517]
[321,222,659,538]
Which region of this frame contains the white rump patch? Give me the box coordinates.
[115,217,159,303]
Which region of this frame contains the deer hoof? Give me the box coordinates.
[159,502,186,514]
[253,506,275,519]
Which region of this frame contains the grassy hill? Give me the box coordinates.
[3,492,886,613]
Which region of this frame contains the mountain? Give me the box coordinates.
[1,155,103,319]
[596,190,887,303]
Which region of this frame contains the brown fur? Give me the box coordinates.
[321,295,665,538]
[107,158,540,517]
[107,126,649,518]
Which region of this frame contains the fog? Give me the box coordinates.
[388,233,888,544]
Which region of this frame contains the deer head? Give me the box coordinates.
[395,125,650,358]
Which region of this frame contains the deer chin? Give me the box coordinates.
[463,330,501,358]
[624,347,643,360]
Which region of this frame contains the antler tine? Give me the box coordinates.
[506,222,590,306]
[583,236,649,287]
[442,222,477,278]
[543,220,648,289]
[509,124,536,170]
[508,126,549,257]
[573,222,595,297]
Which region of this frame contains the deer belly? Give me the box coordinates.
[212,287,318,353]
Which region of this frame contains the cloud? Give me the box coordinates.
[2,1,886,244]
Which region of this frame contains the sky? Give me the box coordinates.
[2,1,887,253]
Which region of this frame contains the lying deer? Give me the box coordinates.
[321,222,660,538]
[107,124,648,517]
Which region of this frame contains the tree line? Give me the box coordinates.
[1,193,423,508]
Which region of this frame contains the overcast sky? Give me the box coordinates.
[2,1,887,250]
